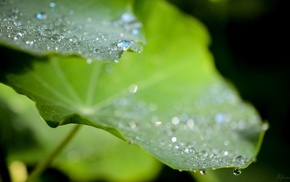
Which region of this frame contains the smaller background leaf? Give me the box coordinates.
[0,84,161,182]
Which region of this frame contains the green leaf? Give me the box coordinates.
[0,0,144,62]
[0,0,267,172]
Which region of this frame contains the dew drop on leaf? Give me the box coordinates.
[234,155,245,165]
[233,168,242,176]
[117,40,132,51]
[171,137,177,143]
[25,40,34,46]
[120,13,135,23]
[184,146,195,154]
[262,123,269,131]
[86,59,92,64]
[128,84,138,94]
[171,116,180,125]
[49,2,56,8]
[35,12,47,20]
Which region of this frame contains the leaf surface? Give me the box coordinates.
[0,0,144,62]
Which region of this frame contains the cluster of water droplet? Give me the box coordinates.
[94,81,267,174]
[0,0,144,62]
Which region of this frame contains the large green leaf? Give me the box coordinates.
[0,0,267,172]
[0,0,144,62]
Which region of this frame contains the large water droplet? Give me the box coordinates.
[234,155,245,165]
[117,40,132,51]
[233,168,242,176]
[35,12,47,20]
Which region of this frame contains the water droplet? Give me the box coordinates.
[117,40,132,51]
[184,146,195,154]
[171,137,177,142]
[224,151,229,156]
[129,121,136,129]
[234,156,245,165]
[69,36,78,43]
[50,34,63,42]
[200,170,207,175]
[128,84,138,93]
[13,32,24,40]
[199,151,208,158]
[86,59,92,64]
[35,12,47,20]
[25,40,34,46]
[38,28,52,37]
[172,116,180,125]
[121,13,136,23]
[55,24,67,33]
[262,123,269,131]
[132,29,139,35]
[155,121,162,126]
[49,2,56,8]
[233,168,242,176]
[215,113,226,123]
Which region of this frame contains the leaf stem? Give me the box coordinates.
[26,124,82,182]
